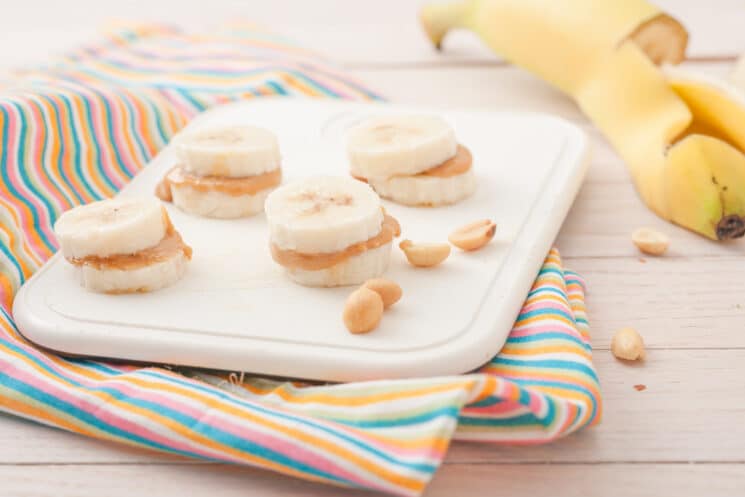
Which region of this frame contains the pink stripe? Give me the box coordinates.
[0,344,390,490]
[59,82,130,189]
[20,95,71,215]
[2,103,55,260]
[509,323,581,337]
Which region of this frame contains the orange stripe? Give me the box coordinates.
[0,391,102,438]
[240,379,479,407]
[0,110,50,255]
[123,88,158,157]
[0,207,35,276]
[1,344,426,490]
[69,93,111,197]
[0,274,15,311]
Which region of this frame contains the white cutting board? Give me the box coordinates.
[13,99,589,382]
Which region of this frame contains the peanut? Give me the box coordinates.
[343,287,384,334]
[363,278,402,308]
[449,219,497,251]
[611,327,646,361]
[631,227,669,256]
[399,239,450,267]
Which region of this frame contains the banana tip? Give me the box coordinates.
[716,215,745,240]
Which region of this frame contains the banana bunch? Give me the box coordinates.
[420,0,745,240]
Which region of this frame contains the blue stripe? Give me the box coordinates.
[0,371,346,485]
[492,357,599,382]
[517,307,576,324]
[0,235,24,285]
[331,405,460,429]
[9,101,60,235]
[25,98,76,207]
[0,105,56,253]
[528,286,565,299]
[507,332,588,348]
[118,90,150,161]
[83,84,136,181]
[36,94,85,204]
[177,88,205,112]
[56,92,98,200]
[265,81,288,95]
[78,91,117,193]
[139,371,436,473]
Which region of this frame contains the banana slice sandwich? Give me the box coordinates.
[54,198,192,293]
[157,125,282,218]
[347,115,476,206]
[265,176,401,287]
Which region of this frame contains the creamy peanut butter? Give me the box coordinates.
[156,165,282,201]
[68,216,192,270]
[271,214,401,271]
[350,145,472,182]
[417,144,472,178]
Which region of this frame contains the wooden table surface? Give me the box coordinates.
[2,1,745,495]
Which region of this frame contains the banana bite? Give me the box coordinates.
[157,125,283,218]
[54,198,192,293]
[347,115,476,206]
[265,176,400,287]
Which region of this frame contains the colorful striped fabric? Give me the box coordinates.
[0,25,601,495]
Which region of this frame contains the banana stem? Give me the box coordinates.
[419,1,473,49]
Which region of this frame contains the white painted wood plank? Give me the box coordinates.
[0,462,742,497]
[1,0,743,75]
[450,349,745,463]
[562,257,745,349]
[2,349,744,464]
[352,60,732,121]
[556,181,745,258]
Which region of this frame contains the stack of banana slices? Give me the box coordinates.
[54,198,192,294]
[347,115,476,206]
[265,176,401,287]
[157,126,283,218]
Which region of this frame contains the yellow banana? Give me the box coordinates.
[421,0,745,240]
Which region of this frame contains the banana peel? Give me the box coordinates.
[420,0,745,240]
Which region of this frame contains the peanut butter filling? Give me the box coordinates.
[416,144,472,178]
[271,214,401,271]
[156,166,282,202]
[351,144,472,183]
[68,214,192,271]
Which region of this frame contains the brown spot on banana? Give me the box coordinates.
[716,215,745,240]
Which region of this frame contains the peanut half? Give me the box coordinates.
[343,287,384,334]
[399,240,450,267]
[611,327,646,361]
[631,227,669,256]
[363,278,402,308]
[449,219,497,251]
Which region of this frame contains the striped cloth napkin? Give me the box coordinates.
[0,24,601,496]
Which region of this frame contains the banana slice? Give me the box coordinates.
[369,168,477,207]
[175,125,281,178]
[284,243,392,287]
[265,176,397,287]
[170,183,273,219]
[265,176,384,254]
[78,250,189,294]
[54,198,167,259]
[347,115,457,179]
[54,198,191,293]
